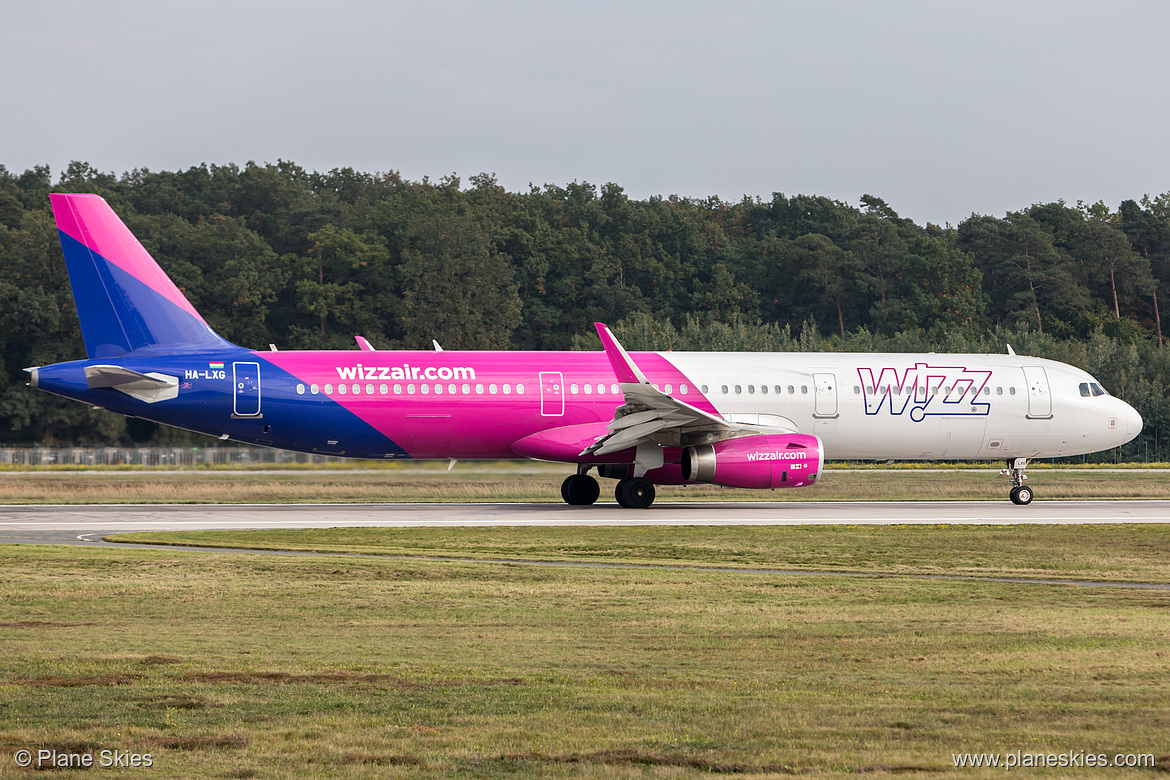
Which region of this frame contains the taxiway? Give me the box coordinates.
[0,500,1167,547]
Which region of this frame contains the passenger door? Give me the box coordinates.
[232,362,261,417]
[1022,366,1052,419]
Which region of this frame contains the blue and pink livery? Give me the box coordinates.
[27,195,1142,506]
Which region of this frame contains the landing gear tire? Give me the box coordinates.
[1010,485,1033,505]
[561,474,600,506]
[615,477,655,509]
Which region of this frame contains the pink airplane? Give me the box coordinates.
[27,195,1141,507]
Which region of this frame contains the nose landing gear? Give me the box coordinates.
[1000,458,1033,504]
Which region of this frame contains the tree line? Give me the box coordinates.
[1,160,1168,461]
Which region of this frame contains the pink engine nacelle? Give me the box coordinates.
[681,433,824,489]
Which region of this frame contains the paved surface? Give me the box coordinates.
[2,501,1168,590]
[0,500,1167,547]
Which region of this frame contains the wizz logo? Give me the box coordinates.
[857,364,991,422]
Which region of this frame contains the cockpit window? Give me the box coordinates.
[1090,382,1107,397]
[1079,382,1091,397]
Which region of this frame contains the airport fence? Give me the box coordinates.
[0,446,345,467]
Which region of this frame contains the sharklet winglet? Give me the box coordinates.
[594,323,649,385]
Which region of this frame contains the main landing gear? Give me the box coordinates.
[560,471,600,506]
[1000,457,1033,505]
[559,468,656,508]
[615,477,655,509]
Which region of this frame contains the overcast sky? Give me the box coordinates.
[4,0,1169,227]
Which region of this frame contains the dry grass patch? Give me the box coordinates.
[5,466,1170,503]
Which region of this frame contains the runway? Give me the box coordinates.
[1,500,1168,547]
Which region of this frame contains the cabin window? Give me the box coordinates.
[462,383,470,394]
[664,384,672,393]
[761,385,769,394]
[680,384,688,394]
[475,384,484,394]
[406,384,415,394]
[584,383,592,394]
[735,385,742,394]
[296,384,305,395]
[516,384,525,394]
[434,384,442,394]
[310,384,319,394]
[983,387,990,395]
[571,383,579,394]
[701,385,709,394]
[338,384,347,395]
[1009,387,1016,395]
[721,385,729,394]
[489,384,498,394]
[447,383,455,394]
[380,384,388,395]
[787,385,795,394]
[503,384,511,394]
[801,385,808,394]
[366,384,374,395]
[421,384,429,394]
[748,385,755,394]
[853,386,861,394]
[1079,382,1091,397]
[394,384,402,394]
[996,387,1003,395]
[610,384,619,394]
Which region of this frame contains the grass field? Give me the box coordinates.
[2,526,1169,778]
[5,463,1170,503]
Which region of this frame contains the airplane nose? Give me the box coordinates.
[1126,402,1144,438]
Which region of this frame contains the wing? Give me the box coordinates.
[582,323,794,457]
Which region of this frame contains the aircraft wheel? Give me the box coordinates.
[615,477,655,509]
[1009,485,1033,505]
[568,477,599,507]
[562,474,600,505]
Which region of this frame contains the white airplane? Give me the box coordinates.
[30,195,1143,508]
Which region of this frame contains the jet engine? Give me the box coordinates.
[681,433,824,489]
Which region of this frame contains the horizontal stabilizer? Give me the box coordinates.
[85,365,178,403]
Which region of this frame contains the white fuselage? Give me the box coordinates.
[665,352,1141,460]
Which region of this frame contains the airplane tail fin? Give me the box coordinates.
[49,193,233,358]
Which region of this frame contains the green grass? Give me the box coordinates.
[108,524,1170,584]
[1,528,1169,777]
[5,466,1170,503]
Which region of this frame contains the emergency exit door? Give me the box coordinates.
[540,371,565,416]
[813,372,838,418]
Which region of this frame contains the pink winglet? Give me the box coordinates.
[594,322,646,384]
[355,336,376,352]
[50,194,207,324]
